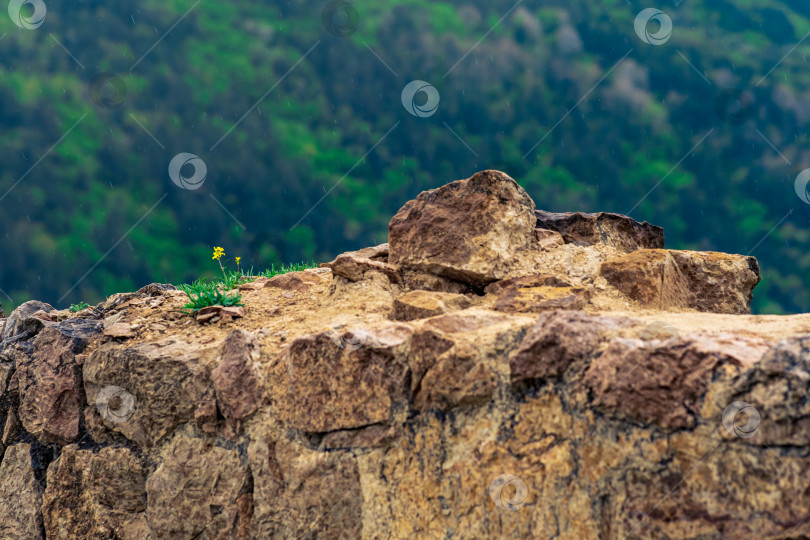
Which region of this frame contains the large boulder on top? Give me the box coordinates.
[388,170,536,287]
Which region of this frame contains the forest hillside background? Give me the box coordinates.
[1,0,809,314]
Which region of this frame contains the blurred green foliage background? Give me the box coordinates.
[0,0,809,314]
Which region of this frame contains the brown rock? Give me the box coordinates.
[721,336,810,446]
[2,408,18,445]
[484,273,573,295]
[533,227,565,251]
[494,285,591,313]
[349,242,390,260]
[135,282,177,296]
[600,249,760,313]
[0,444,43,539]
[321,424,400,449]
[0,300,54,342]
[264,270,324,292]
[83,340,215,448]
[248,432,362,539]
[319,243,390,276]
[195,304,245,324]
[146,433,250,539]
[16,321,100,445]
[400,269,475,295]
[98,293,138,312]
[212,329,268,429]
[412,339,499,411]
[583,332,770,429]
[5,172,810,539]
[510,311,636,383]
[237,276,270,291]
[423,309,518,334]
[391,290,472,321]
[409,310,534,411]
[389,170,536,286]
[0,360,13,408]
[322,252,402,284]
[102,322,136,338]
[42,445,147,540]
[273,324,412,431]
[534,210,664,252]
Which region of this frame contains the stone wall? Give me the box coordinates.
[0,170,806,539]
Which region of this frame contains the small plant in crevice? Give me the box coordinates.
[177,246,319,312]
[177,281,244,312]
[69,301,90,312]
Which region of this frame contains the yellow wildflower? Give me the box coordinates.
[212,247,225,260]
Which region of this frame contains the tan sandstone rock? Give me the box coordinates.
[42,445,147,539]
[15,321,100,445]
[389,170,536,286]
[212,329,268,430]
[391,290,472,321]
[0,443,43,539]
[146,432,251,538]
[272,324,413,432]
[600,248,760,313]
[83,340,216,448]
[535,209,665,252]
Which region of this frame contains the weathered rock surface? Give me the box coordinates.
[213,329,267,430]
[146,432,251,539]
[601,248,761,313]
[535,209,665,252]
[510,310,635,383]
[389,170,536,286]
[322,252,402,284]
[0,300,54,343]
[583,331,772,429]
[83,340,216,448]
[249,424,362,538]
[264,269,327,291]
[42,445,147,539]
[14,320,100,445]
[494,284,591,313]
[3,169,810,539]
[391,290,471,321]
[0,443,43,539]
[271,324,412,432]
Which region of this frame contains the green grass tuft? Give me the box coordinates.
[69,301,90,312]
[177,281,244,312]
[256,261,319,279]
[177,261,317,313]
